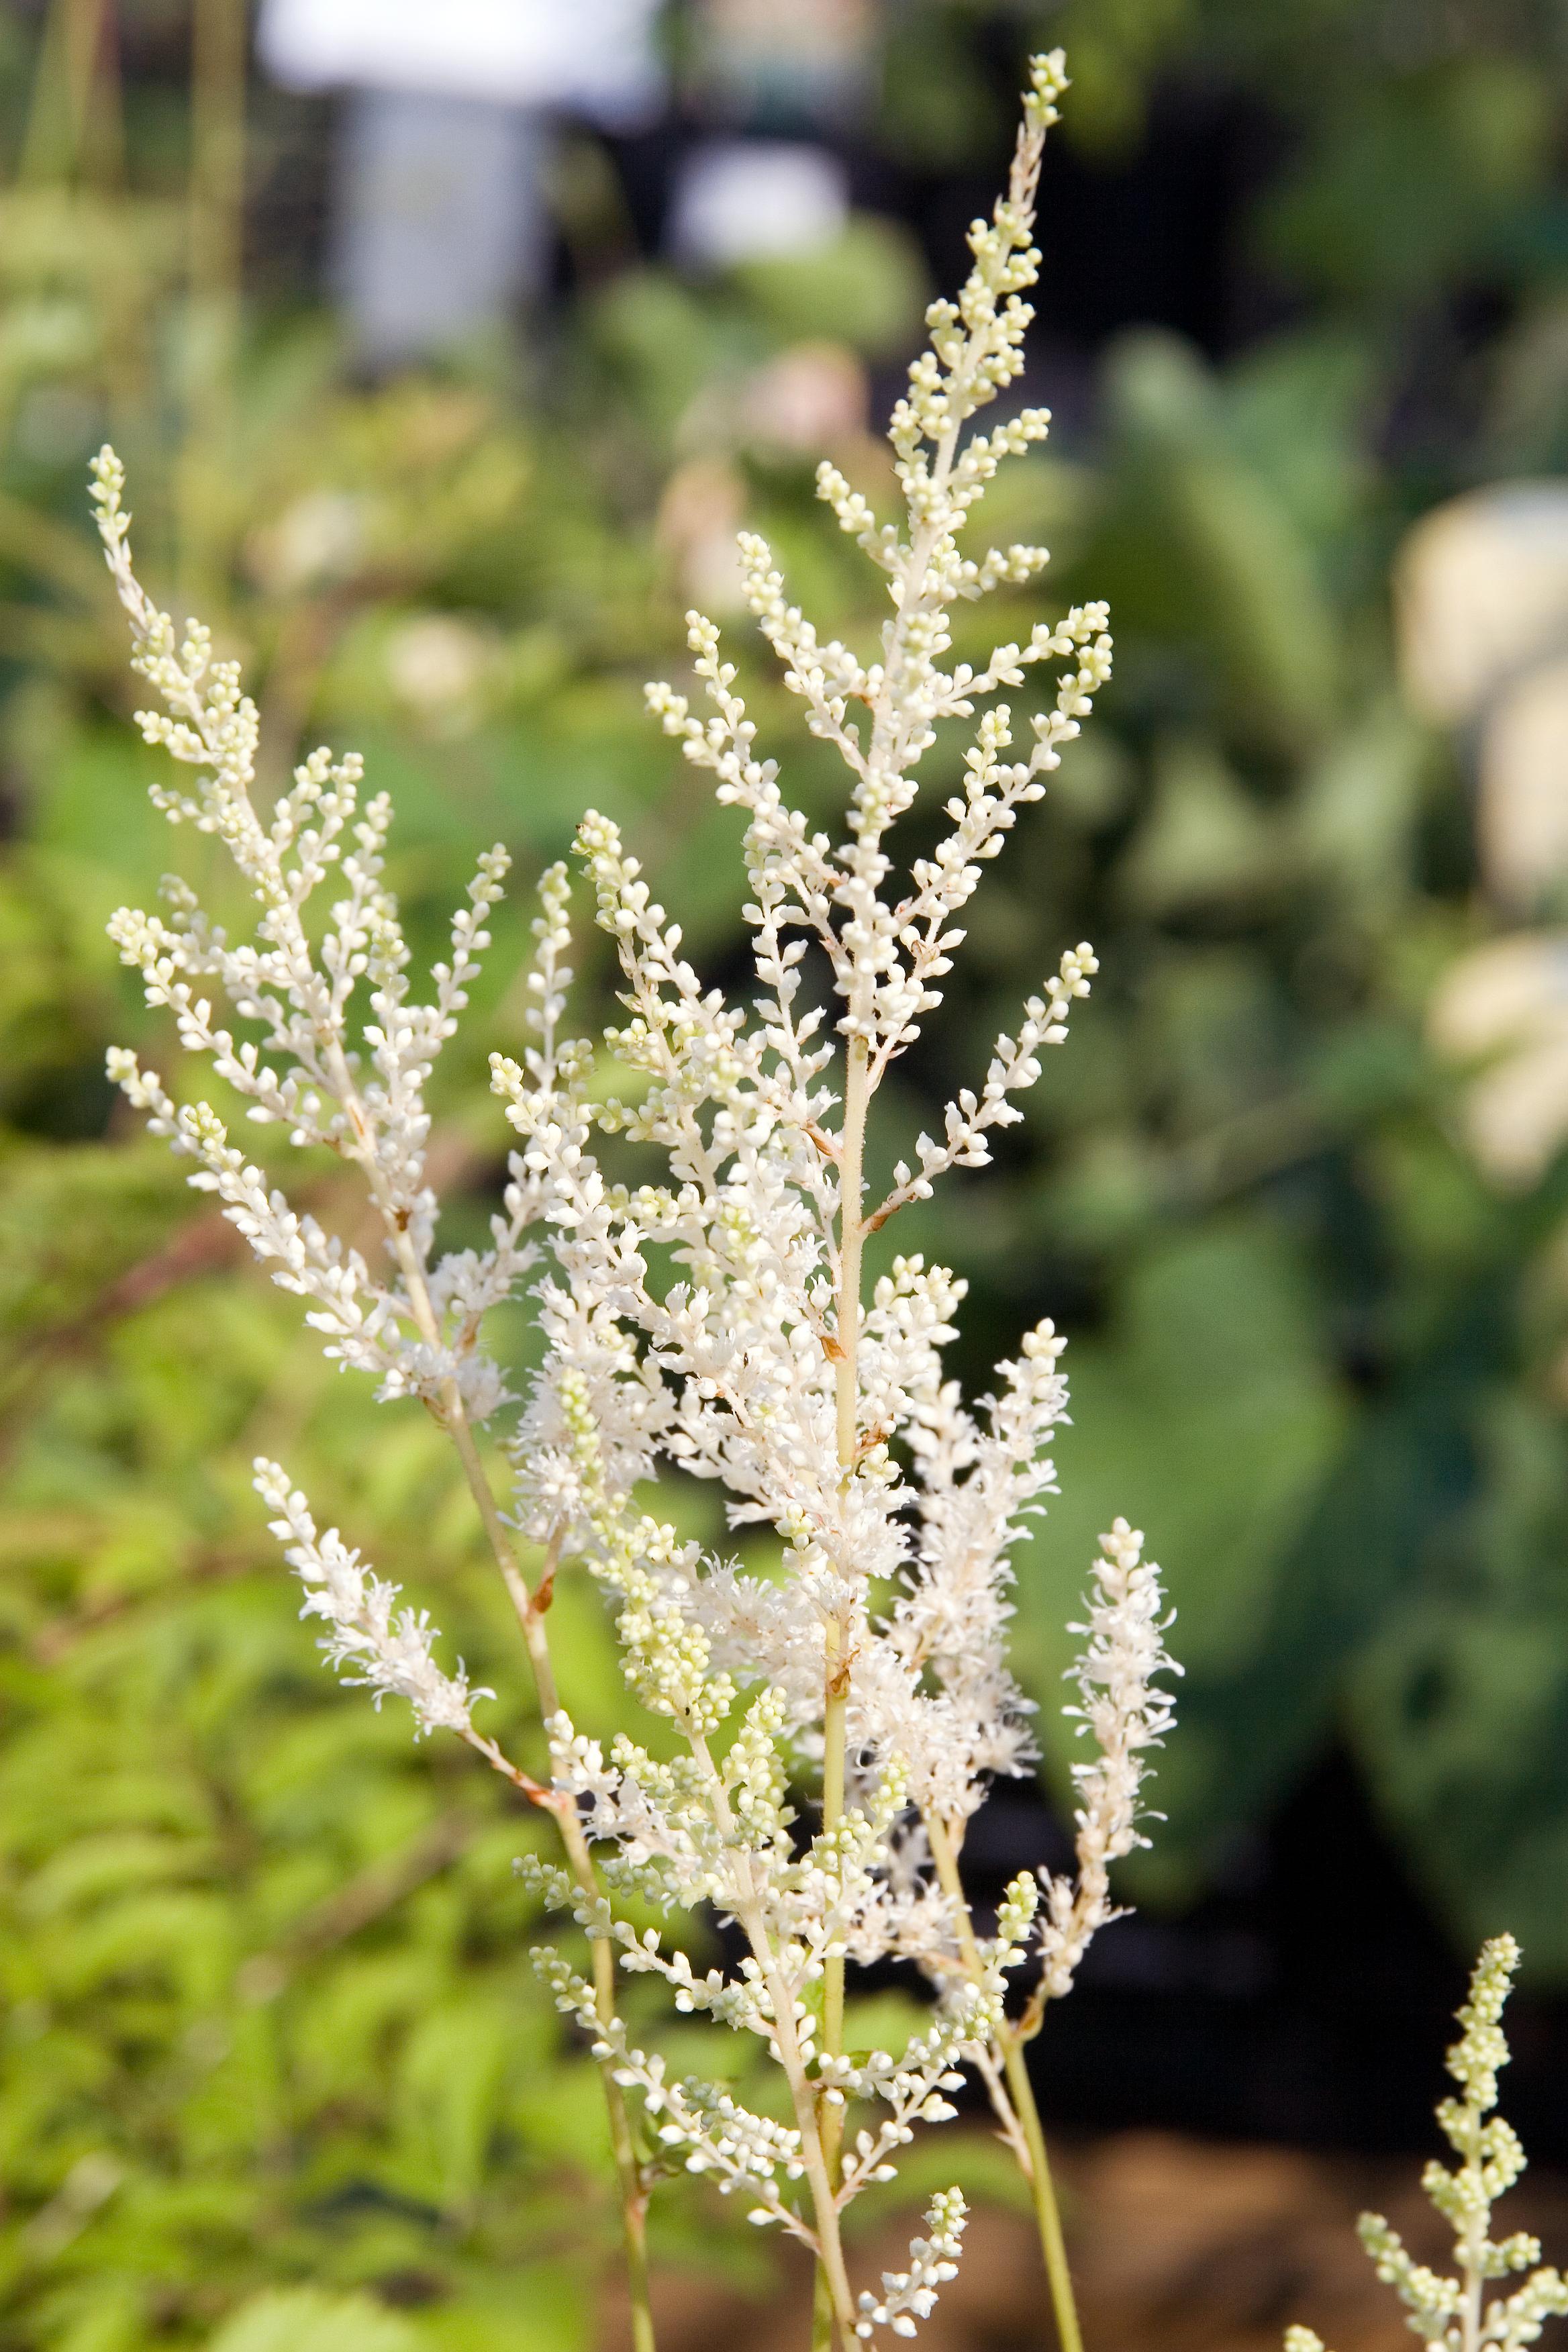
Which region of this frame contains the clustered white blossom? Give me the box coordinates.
[93,450,536,1430]
[1030,1517,1181,2008]
[252,1460,489,1736]
[1287,1938,1568,2352]
[96,48,1180,2350]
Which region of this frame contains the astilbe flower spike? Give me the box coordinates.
[97,46,1181,2352]
[1287,1939,1568,2352]
[87,454,659,2352]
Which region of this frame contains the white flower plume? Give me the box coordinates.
[99,48,1175,2345]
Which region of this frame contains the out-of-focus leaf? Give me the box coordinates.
[1016,1224,1346,1891]
[1349,1391,1568,1976]
[731,216,931,361]
[1116,736,1286,913]
[1099,330,1342,748]
[206,2288,421,2352]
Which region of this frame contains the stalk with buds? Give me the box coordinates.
[94,49,1181,2352]
[1288,1939,1568,2352]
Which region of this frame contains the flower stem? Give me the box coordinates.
[925,1813,1083,2352]
[421,1340,658,2352]
[686,1736,858,2346]
[814,1031,871,2349]
[1000,2032,1082,2352]
[332,1055,657,2352]
[441,1436,656,2351]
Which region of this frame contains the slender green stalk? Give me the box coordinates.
[925,1814,1084,2352]
[1000,2035,1081,2352]
[409,1304,658,2352]
[19,0,114,185]
[189,0,246,311]
[331,1054,658,2352]
[179,0,246,612]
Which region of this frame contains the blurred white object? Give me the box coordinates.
[258,0,665,362]
[1477,652,1568,906]
[385,611,497,730]
[655,455,747,611]
[258,0,663,123]
[246,489,369,596]
[1396,484,1568,904]
[331,91,549,365]
[1395,483,1568,724]
[1430,933,1568,1184]
[669,141,848,267]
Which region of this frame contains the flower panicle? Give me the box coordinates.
[97,50,1157,2343]
[252,1459,489,1737]
[91,446,544,1424]
[1289,1939,1568,2352]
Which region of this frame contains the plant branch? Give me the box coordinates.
[926,1812,1083,2352]
[329,1043,658,2352]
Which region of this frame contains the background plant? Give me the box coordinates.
[1287,1939,1568,2352]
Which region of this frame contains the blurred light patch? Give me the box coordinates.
[1396,484,1568,724]
[329,93,550,366]
[1397,483,1568,905]
[258,0,664,123]
[1429,934,1568,1186]
[668,140,848,268]
[1478,652,1568,908]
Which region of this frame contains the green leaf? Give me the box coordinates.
[207,2288,422,2352]
[1014,1222,1346,1892]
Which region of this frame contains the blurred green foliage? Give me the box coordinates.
[7,0,1568,2344]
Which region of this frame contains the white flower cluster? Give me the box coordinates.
[1289,1939,1568,2352]
[97,48,1179,2351]
[253,1461,489,1738]
[92,445,536,1429]
[1032,1518,1182,2006]
[855,2189,969,2341]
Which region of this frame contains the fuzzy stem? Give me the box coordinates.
[687,1734,859,2343]
[814,1029,871,2350]
[411,1285,657,2352]
[833,1034,870,1469]
[411,1316,655,2352]
[926,1813,1083,2352]
[328,1052,656,2352]
[1457,2096,1485,2352]
[811,2266,839,2352]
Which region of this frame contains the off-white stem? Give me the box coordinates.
[974,2045,1036,2178]
[813,1030,870,2350]
[1459,2110,1485,2352]
[807,364,963,2343]
[687,1732,859,2343]
[832,1034,870,1473]
[926,1813,1084,2352]
[326,1048,656,2352]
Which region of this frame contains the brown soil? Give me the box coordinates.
[607,2130,1568,2352]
